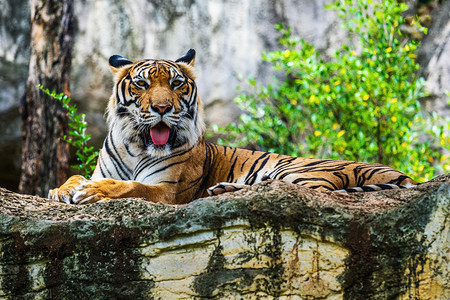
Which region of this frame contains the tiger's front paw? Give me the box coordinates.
[48,175,88,204]
[48,175,111,204]
[207,182,247,196]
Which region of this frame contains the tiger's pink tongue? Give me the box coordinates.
[150,123,170,145]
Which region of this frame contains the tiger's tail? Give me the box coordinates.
[334,182,417,193]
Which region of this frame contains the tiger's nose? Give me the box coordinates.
[151,104,172,115]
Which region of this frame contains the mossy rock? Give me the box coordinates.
[0,174,449,299]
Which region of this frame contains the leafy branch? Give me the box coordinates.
[216,0,450,181]
[39,85,98,178]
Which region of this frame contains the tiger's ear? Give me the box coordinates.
[175,49,196,66]
[109,55,133,75]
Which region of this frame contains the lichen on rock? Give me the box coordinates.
[0,175,449,298]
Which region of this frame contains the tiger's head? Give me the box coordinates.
[107,49,205,157]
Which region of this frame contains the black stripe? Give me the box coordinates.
[142,158,190,181]
[388,175,409,185]
[355,166,371,186]
[124,141,138,157]
[364,167,386,181]
[274,157,297,168]
[99,153,114,178]
[270,157,297,178]
[179,142,216,200]
[109,133,132,175]
[333,171,350,189]
[118,76,133,106]
[161,180,184,184]
[277,164,347,180]
[301,159,334,167]
[104,135,129,180]
[353,167,362,186]
[117,106,130,118]
[134,147,192,178]
[134,156,159,178]
[226,156,238,183]
[230,147,237,160]
[244,152,271,185]
[275,161,351,180]
[99,164,107,178]
[189,86,197,106]
[361,185,376,192]
[291,177,339,190]
[376,184,394,190]
[240,158,249,172]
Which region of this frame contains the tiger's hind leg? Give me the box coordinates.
[207,182,248,196]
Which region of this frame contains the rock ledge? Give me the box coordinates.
[1,175,449,299]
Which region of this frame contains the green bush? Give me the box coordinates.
[39,85,98,178]
[216,0,450,181]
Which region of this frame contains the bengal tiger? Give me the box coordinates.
[48,49,417,204]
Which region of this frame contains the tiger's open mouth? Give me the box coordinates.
[141,122,171,146]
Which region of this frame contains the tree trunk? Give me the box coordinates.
[19,0,74,196]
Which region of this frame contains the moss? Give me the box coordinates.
[341,184,438,299]
[1,231,30,295]
[0,176,448,298]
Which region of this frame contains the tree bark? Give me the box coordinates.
[19,0,74,196]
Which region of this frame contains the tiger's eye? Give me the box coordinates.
[136,80,147,87]
[172,80,183,87]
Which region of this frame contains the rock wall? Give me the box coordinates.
[70,0,341,126]
[1,0,449,191]
[0,175,449,298]
[418,0,450,115]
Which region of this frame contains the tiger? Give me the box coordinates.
[48,49,418,204]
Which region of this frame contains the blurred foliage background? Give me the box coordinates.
[216,0,450,182]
